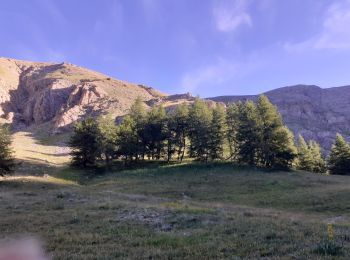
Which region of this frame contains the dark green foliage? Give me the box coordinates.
[188,99,213,161]
[0,125,15,175]
[97,115,118,164]
[166,104,189,162]
[143,106,168,160]
[116,115,138,163]
[69,96,300,170]
[209,104,226,160]
[69,118,101,167]
[314,240,343,256]
[269,126,297,169]
[328,134,350,175]
[129,97,147,160]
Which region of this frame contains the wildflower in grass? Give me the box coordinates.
[327,223,334,241]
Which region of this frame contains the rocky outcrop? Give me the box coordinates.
[0,58,164,132]
[209,85,350,151]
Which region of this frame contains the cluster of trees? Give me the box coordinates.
[69,96,350,175]
[295,134,350,175]
[0,95,349,176]
[69,96,295,169]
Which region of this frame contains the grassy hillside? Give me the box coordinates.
[1,162,350,259]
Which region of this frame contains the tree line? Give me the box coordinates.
[0,95,348,175]
[68,95,350,175]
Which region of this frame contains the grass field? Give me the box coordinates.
[1,162,350,259]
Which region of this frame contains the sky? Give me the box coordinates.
[1,0,350,97]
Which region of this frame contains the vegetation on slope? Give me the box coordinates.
[1,164,350,259]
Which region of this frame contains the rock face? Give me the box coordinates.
[0,58,165,132]
[209,85,350,151]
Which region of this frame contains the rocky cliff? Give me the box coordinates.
[0,58,165,132]
[209,85,350,151]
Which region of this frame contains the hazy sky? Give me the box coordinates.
[1,0,350,97]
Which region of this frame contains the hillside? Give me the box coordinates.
[1,164,350,258]
[0,57,165,132]
[209,85,350,151]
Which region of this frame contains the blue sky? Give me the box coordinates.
[1,0,350,97]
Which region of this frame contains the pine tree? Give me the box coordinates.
[69,118,101,167]
[97,115,117,164]
[209,104,226,160]
[226,103,239,161]
[0,125,15,175]
[188,99,212,161]
[328,134,350,175]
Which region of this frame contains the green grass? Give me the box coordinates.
[1,163,350,259]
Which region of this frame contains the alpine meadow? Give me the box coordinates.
[1,1,350,259]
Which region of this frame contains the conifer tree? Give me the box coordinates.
[143,106,168,160]
[309,140,326,173]
[209,104,226,160]
[296,135,326,173]
[129,98,147,160]
[271,126,297,169]
[226,103,240,161]
[328,134,350,175]
[0,125,15,175]
[69,118,101,167]
[296,135,313,171]
[188,99,212,161]
[255,95,296,168]
[116,115,138,163]
[167,103,189,162]
[236,101,260,166]
[97,115,117,164]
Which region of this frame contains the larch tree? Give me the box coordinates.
[328,134,350,175]
[209,104,227,160]
[235,101,260,166]
[255,95,296,169]
[69,118,101,167]
[226,103,240,161]
[188,99,213,161]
